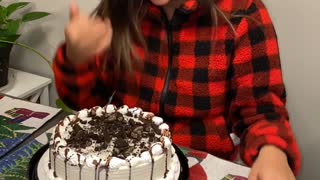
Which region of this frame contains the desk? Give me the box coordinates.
[0,68,52,105]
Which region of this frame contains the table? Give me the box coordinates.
[0,68,52,106]
[0,95,250,180]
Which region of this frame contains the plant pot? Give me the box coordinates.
[0,45,13,88]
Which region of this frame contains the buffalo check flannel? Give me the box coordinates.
[53,0,301,175]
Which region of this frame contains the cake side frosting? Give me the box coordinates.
[40,146,180,180]
[48,105,178,180]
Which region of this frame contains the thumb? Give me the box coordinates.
[70,0,79,20]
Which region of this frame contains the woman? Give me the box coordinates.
[53,0,301,179]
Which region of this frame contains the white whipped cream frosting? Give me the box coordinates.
[109,157,128,169]
[140,151,152,163]
[152,116,163,125]
[162,137,172,149]
[78,109,88,119]
[151,143,163,155]
[159,123,170,133]
[95,106,104,116]
[118,105,129,114]
[105,104,117,113]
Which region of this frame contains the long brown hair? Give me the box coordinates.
[92,0,245,72]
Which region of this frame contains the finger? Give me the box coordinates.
[70,0,80,20]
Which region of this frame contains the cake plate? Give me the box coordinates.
[28,144,189,180]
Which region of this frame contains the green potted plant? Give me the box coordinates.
[0,1,50,88]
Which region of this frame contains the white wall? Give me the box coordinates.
[5,0,320,179]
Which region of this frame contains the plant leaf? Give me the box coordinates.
[22,11,49,22]
[0,34,20,42]
[0,6,8,24]
[0,34,20,48]
[56,99,74,114]
[6,2,29,17]
[5,19,21,34]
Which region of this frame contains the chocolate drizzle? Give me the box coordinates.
[94,165,98,180]
[149,150,154,180]
[93,159,102,180]
[97,166,104,180]
[64,148,70,180]
[64,160,67,180]
[129,161,132,180]
[53,126,61,140]
[78,154,82,180]
[48,146,52,169]
[105,167,109,180]
[105,158,111,180]
[164,148,169,178]
[53,151,57,177]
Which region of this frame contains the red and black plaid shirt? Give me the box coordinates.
[53,0,300,175]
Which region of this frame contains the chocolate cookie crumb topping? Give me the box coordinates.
[64,107,160,159]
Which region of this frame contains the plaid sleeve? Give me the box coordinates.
[229,1,301,175]
[53,43,113,110]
